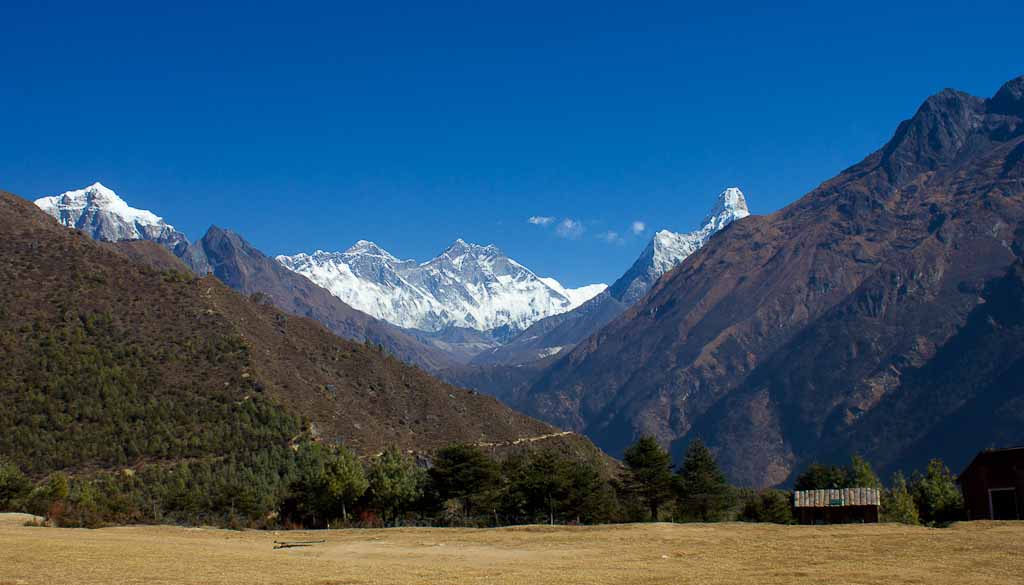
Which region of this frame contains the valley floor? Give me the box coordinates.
[0,513,1021,584]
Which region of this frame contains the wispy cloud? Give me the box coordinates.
[598,230,623,244]
[556,218,585,239]
[631,220,646,235]
[528,215,555,226]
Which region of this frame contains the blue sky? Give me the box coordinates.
[2,1,1022,287]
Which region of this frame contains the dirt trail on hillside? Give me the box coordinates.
[473,430,575,448]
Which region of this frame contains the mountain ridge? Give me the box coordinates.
[513,76,1024,487]
[470,187,750,366]
[277,238,606,335]
[1,187,591,474]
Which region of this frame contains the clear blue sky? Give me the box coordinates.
[2,1,1021,287]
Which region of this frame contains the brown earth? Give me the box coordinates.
[518,75,1024,486]
[1,514,1021,585]
[0,189,599,476]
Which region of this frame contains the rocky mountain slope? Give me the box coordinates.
[34,185,456,371]
[277,239,605,335]
[472,188,749,365]
[180,226,455,371]
[0,189,589,475]
[35,182,189,255]
[516,76,1024,487]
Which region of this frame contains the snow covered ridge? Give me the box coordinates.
[610,187,750,304]
[277,239,607,334]
[34,182,188,249]
[649,186,749,277]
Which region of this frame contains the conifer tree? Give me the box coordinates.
[849,455,882,488]
[367,446,423,526]
[0,458,31,511]
[622,436,673,521]
[794,464,849,490]
[882,471,919,525]
[429,443,499,520]
[674,439,735,522]
[324,446,368,524]
[739,489,794,524]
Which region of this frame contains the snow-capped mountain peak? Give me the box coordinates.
[610,187,750,304]
[34,182,189,252]
[278,239,606,334]
[344,239,401,261]
[703,186,750,231]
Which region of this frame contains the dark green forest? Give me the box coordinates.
[0,435,962,529]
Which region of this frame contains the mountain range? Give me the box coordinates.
[471,187,750,365]
[2,188,603,478]
[276,240,605,336]
[34,181,738,368]
[511,75,1024,486]
[25,74,1024,488]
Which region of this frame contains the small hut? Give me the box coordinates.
[793,488,880,524]
[958,447,1024,520]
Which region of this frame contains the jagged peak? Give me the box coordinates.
[442,238,501,257]
[651,228,679,245]
[343,239,398,260]
[709,187,749,216]
[989,75,1024,116]
[35,182,170,229]
[203,224,230,238]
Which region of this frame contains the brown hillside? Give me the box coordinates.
[520,76,1024,486]
[181,226,455,371]
[0,189,574,475]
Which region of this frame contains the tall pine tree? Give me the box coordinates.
[674,439,735,522]
[622,436,673,521]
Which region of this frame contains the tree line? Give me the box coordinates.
[0,436,964,529]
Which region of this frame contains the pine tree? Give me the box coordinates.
[794,464,849,490]
[561,458,616,524]
[522,450,571,525]
[674,439,735,522]
[882,471,919,525]
[367,446,423,526]
[0,458,31,510]
[911,459,964,526]
[849,455,882,488]
[622,436,673,521]
[428,443,499,520]
[739,489,794,524]
[324,446,368,524]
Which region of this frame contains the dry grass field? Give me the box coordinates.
[0,513,1021,585]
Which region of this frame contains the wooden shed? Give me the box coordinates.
[792,488,880,524]
[958,447,1024,520]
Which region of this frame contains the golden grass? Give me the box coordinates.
[0,513,1021,584]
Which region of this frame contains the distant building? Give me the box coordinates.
[793,488,880,524]
[958,447,1024,521]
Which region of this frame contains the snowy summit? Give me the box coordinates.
[609,187,750,303]
[278,239,607,334]
[34,182,188,252]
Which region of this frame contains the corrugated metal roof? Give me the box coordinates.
[793,488,880,508]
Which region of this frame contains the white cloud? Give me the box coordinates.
[631,220,646,235]
[528,216,555,226]
[599,230,623,244]
[556,218,585,239]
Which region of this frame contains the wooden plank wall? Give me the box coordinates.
[793,488,880,508]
